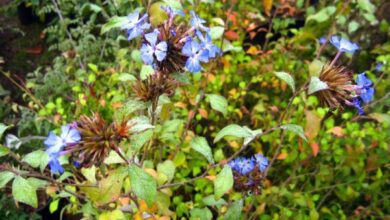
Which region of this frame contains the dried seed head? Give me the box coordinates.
[66,113,130,167]
[314,63,355,110]
[132,71,178,101]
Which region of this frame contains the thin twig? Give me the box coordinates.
[51,0,85,70]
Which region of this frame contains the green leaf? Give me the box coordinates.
[308,76,328,95]
[157,160,176,184]
[27,178,48,189]
[280,124,307,141]
[118,73,136,82]
[49,199,60,213]
[81,165,97,184]
[88,63,98,73]
[309,59,325,77]
[0,123,10,139]
[202,195,227,206]
[274,71,295,92]
[357,0,375,13]
[243,127,262,145]
[214,124,252,143]
[0,145,10,157]
[101,16,128,34]
[190,136,215,163]
[214,124,261,144]
[104,151,126,165]
[0,171,15,188]
[348,21,360,33]
[130,130,154,151]
[224,199,243,220]
[128,164,157,207]
[207,94,228,116]
[22,150,49,172]
[128,116,154,133]
[12,176,38,208]
[190,207,213,220]
[209,26,225,40]
[306,6,336,23]
[116,99,147,120]
[163,0,183,10]
[214,166,233,199]
[140,65,155,80]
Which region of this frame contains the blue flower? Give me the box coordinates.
[239,158,255,174]
[196,31,220,58]
[330,36,359,53]
[182,38,209,72]
[140,29,168,65]
[228,157,255,175]
[121,11,151,41]
[356,73,374,103]
[253,154,269,172]
[352,97,364,115]
[376,62,383,72]
[44,124,81,174]
[190,11,209,32]
[48,153,64,174]
[228,158,241,172]
[161,6,184,18]
[319,36,327,45]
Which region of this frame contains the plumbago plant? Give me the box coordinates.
[0,4,385,220]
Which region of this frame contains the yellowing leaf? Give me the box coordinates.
[304,110,322,140]
[263,0,273,16]
[328,126,344,137]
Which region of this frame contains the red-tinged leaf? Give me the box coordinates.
[25,47,43,55]
[111,102,123,108]
[224,31,239,41]
[311,142,319,157]
[277,152,288,160]
[328,126,344,137]
[198,108,208,119]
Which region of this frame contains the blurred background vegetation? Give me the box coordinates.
[0,0,389,219]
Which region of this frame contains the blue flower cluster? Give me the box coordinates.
[120,7,220,73]
[228,153,269,175]
[330,36,359,54]
[322,36,375,115]
[352,73,374,115]
[44,124,81,174]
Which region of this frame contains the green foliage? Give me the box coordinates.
[0,0,389,219]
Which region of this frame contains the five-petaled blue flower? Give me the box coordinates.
[330,36,359,53]
[190,11,209,32]
[253,154,269,172]
[356,73,374,103]
[44,124,81,174]
[197,31,220,59]
[182,38,209,72]
[140,29,168,65]
[121,11,151,41]
[352,97,364,115]
[228,157,255,175]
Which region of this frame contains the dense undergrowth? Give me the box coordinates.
[0,0,389,219]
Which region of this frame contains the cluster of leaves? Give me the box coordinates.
[0,0,389,219]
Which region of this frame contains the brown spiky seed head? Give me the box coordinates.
[314,63,354,110]
[132,71,178,101]
[67,113,130,167]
